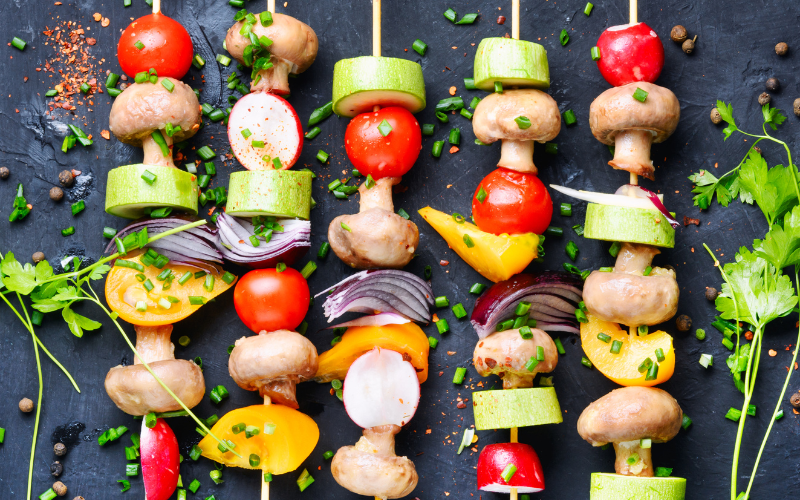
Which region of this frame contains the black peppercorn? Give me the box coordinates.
[710,108,722,124]
[54,442,67,457]
[58,170,74,187]
[50,186,64,201]
[776,42,789,56]
[676,314,692,332]
[50,461,63,477]
[682,36,696,54]
[766,77,780,92]
[758,92,771,106]
[794,98,800,117]
[670,25,688,43]
[32,252,45,263]
[705,287,719,301]
[0,166,9,179]
[791,392,800,409]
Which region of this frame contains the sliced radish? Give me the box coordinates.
[228,92,303,170]
[477,443,545,494]
[343,347,420,428]
[141,418,180,500]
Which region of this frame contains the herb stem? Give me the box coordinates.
[18,292,42,500]
[82,281,240,458]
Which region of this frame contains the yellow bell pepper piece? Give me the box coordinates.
[418,206,539,283]
[315,323,430,383]
[581,314,675,387]
[105,251,235,326]
[198,404,319,475]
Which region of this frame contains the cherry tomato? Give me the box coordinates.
[345,106,422,179]
[596,23,664,87]
[118,13,193,79]
[234,268,310,333]
[471,168,553,236]
[141,418,180,500]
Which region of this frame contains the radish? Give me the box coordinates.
[342,347,420,428]
[477,443,545,494]
[228,92,303,170]
[140,418,180,500]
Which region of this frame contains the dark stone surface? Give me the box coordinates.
[1,0,800,499]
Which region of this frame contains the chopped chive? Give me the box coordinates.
[464,77,476,90]
[725,408,742,422]
[448,127,461,145]
[494,81,503,93]
[421,123,435,135]
[161,79,175,92]
[300,261,317,279]
[554,337,565,354]
[500,463,517,483]
[189,296,206,306]
[469,283,486,295]
[453,367,467,384]
[560,29,570,46]
[435,111,449,123]
[638,325,649,336]
[463,234,475,248]
[699,353,713,368]
[545,142,558,155]
[428,336,439,348]
[638,357,653,373]
[304,126,321,140]
[260,11,273,26]
[316,150,329,163]
[645,361,659,381]
[61,226,75,237]
[560,203,572,216]
[436,318,450,334]
[106,71,121,88]
[460,108,473,120]
[452,303,467,319]
[412,39,428,56]
[566,241,579,261]
[432,140,444,157]
[682,414,693,429]
[655,348,666,362]
[563,109,577,126]
[141,170,157,185]
[519,326,533,339]
[581,356,593,368]
[197,146,216,160]
[443,7,457,22]
[434,296,450,308]
[584,2,594,15]
[216,54,232,66]
[591,46,601,61]
[597,332,612,343]
[456,13,479,24]
[610,339,623,354]
[378,119,393,137]
[515,301,531,316]
[11,37,27,51]
[307,101,333,127]
[696,328,706,340]
[632,87,649,103]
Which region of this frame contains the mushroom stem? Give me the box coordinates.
[498,139,536,174]
[359,177,398,213]
[251,57,293,95]
[609,130,655,180]
[141,132,175,168]
[614,243,660,275]
[133,325,175,365]
[359,425,401,456]
[613,440,653,477]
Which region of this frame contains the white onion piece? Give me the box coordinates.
[343,348,420,428]
[549,184,663,209]
[326,313,411,329]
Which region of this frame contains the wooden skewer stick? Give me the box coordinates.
[261,395,272,500]
[153,0,161,14]
[511,0,520,40]
[268,0,276,14]
[629,0,638,186]
[510,426,519,500]
[373,0,382,57]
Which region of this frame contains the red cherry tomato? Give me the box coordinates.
[472,168,553,236]
[344,107,422,179]
[596,22,664,87]
[141,418,180,500]
[118,13,193,79]
[476,443,545,493]
[234,268,310,333]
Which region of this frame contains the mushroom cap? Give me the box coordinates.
[577,386,682,446]
[228,330,319,390]
[473,328,558,385]
[589,82,680,145]
[472,89,561,145]
[329,211,419,269]
[109,78,201,146]
[226,13,318,74]
[105,359,205,415]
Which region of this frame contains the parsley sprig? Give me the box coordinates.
[702,99,800,500]
[0,220,239,499]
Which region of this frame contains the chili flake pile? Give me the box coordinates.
[39,20,104,115]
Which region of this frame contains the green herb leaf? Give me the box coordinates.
[715,100,738,140]
[62,306,103,338]
[1,252,38,294]
[762,103,786,131]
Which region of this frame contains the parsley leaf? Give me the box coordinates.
[1,252,38,294]
[716,100,738,140]
[753,205,800,269]
[738,152,799,224]
[62,306,102,338]
[762,103,787,131]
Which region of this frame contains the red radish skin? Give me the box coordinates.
[477,443,545,494]
[141,418,180,500]
[343,348,421,429]
[228,92,303,170]
[596,23,664,87]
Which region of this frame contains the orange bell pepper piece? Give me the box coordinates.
[581,313,675,386]
[105,251,236,326]
[314,323,430,384]
[198,404,319,475]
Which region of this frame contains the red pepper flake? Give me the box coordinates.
[449,86,457,96]
[745,330,754,340]
[440,260,449,266]
[100,130,110,140]
[71,169,81,177]
[497,15,506,24]
[456,401,466,409]
[769,349,777,357]
[449,146,459,154]
[446,351,456,356]
[683,216,700,226]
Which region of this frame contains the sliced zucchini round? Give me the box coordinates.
[105,164,198,219]
[584,203,676,248]
[473,37,550,90]
[225,170,313,219]
[332,56,426,117]
[590,473,686,500]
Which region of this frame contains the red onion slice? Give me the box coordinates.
[318,270,434,323]
[620,184,680,228]
[470,272,583,339]
[215,212,310,268]
[104,217,223,266]
[327,313,412,329]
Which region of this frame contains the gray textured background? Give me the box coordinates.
[1,0,800,498]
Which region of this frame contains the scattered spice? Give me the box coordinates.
[40,20,101,116]
[54,442,67,457]
[53,481,67,496]
[50,186,64,201]
[705,287,719,302]
[683,216,700,226]
[766,77,780,92]
[449,146,459,154]
[775,42,789,56]
[682,35,697,54]
[790,392,800,409]
[794,98,800,117]
[670,25,687,43]
[768,349,778,357]
[50,461,63,477]
[675,314,692,332]
[449,86,457,96]
[0,166,9,179]
[440,260,449,266]
[32,252,45,263]
[19,397,34,413]
[758,92,771,106]
[745,330,754,341]
[497,15,506,24]
[100,129,110,140]
[710,108,722,124]
[59,170,74,187]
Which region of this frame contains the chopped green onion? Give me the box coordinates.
[432,140,444,157]
[581,356,593,368]
[452,303,467,319]
[421,123,435,136]
[643,266,653,276]
[476,186,488,203]
[560,203,572,216]
[682,414,693,429]
[308,101,333,127]
[725,408,742,422]
[210,385,229,404]
[412,39,428,56]
[456,13,479,24]
[300,261,317,279]
[221,271,236,285]
[655,467,672,477]
[519,326,533,339]
[434,296,450,308]
[460,108,473,120]
[500,463,517,483]
[645,361,659,381]
[71,199,85,216]
[584,2,594,15]
[655,348,666,362]
[632,87,649,103]
[436,318,450,334]
[597,332,612,343]
[428,336,439,349]
[545,142,558,154]
[747,404,756,417]
[566,241,579,261]
[638,357,653,373]
[469,283,486,295]
[80,82,91,94]
[640,438,652,449]
[609,241,622,258]
[378,119,393,137]
[141,170,157,185]
[448,127,461,145]
[161,78,175,92]
[591,46,601,61]
[494,81,503,93]
[316,150,329,163]
[210,469,224,484]
[638,325,649,336]
[126,463,140,476]
[463,234,475,248]
[696,328,706,340]
[563,109,577,126]
[443,8,457,22]
[464,78,476,90]
[544,226,564,238]
[45,89,58,97]
[610,339,623,354]
[260,11,273,26]
[197,146,216,160]
[554,337,565,355]
[340,222,351,232]
[61,226,75,237]
[11,37,27,51]
[304,126,321,139]
[775,409,785,420]
[453,367,467,384]
[216,54,232,66]
[435,111,449,123]
[560,29,570,46]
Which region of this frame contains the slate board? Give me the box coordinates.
[1,0,800,499]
